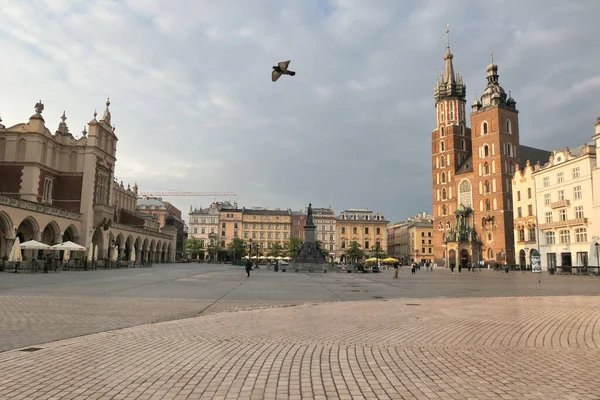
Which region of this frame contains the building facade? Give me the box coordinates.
[431,31,549,268]
[534,144,596,271]
[512,161,540,266]
[408,220,434,264]
[313,207,336,256]
[388,212,433,263]
[241,208,291,252]
[335,209,388,262]
[188,201,233,260]
[0,100,176,264]
[136,197,187,260]
[291,211,306,240]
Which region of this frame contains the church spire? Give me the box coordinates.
[434,26,466,102]
[443,27,455,85]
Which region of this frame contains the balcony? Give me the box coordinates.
[550,200,570,209]
[538,217,587,230]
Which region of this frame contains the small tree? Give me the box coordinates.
[184,237,204,259]
[287,237,303,259]
[370,245,386,261]
[207,233,220,262]
[345,241,364,263]
[227,238,247,261]
[270,242,284,258]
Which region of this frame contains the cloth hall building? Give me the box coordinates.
[431,32,550,267]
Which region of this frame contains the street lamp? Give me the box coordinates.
[249,238,253,266]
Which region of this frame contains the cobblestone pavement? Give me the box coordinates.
[0,296,599,399]
[2,264,600,353]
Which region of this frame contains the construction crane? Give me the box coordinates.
[137,192,236,197]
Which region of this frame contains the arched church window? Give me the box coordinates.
[461,125,465,136]
[506,119,512,134]
[440,126,444,137]
[438,222,443,230]
[484,145,489,157]
[482,217,487,228]
[442,188,447,200]
[487,248,494,259]
[484,180,491,194]
[441,156,446,167]
[461,139,466,151]
[446,222,451,230]
[440,141,445,152]
[485,200,491,211]
[442,205,447,215]
[484,162,490,175]
[441,172,446,184]
[458,179,473,208]
[450,102,455,120]
[482,122,488,135]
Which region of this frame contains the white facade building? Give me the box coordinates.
[512,160,540,266]
[534,143,596,271]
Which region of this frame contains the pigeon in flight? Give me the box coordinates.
[272,60,296,82]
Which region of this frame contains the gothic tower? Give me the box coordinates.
[431,30,471,265]
[470,54,519,264]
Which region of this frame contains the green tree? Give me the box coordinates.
[287,237,303,258]
[344,241,364,263]
[269,242,284,258]
[316,240,330,258]
[207,233,220,262]
[184,237,204,259]
[227,238,247,260]
[370,243,386,260]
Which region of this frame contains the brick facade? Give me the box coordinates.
[0,165,23,195]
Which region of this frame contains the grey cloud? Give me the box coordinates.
[0,0,599,223]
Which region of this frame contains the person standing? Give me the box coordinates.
[245,259,252,277]
[393,261,399,279]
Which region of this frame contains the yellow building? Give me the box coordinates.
[242,208,291,253]
[388,213,433,264]
[219,207,243,247]
[407,220,434,264]
[335,209,388,262]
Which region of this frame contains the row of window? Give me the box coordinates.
[516,188,532,202]
[438,124,467,138]
[517,227,537,242]
[544,228,587,245]
[543,186,582,205]
[340,240,381,250]
[340,226,382,235]
[339,213,385,221]
[244,232,289,240]
[516,205,533,218]
[478,142,515,159]
[437,101,465,124]
[437,196,513,216]
[543,207,584,223]
[542,168,580,187]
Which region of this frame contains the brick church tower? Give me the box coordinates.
[431,31,519,267]
[431,30,471,265]
[469,54,519,264]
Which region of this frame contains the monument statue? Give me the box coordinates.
[289,201,329,273]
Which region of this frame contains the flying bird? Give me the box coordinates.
[272,60,296,82]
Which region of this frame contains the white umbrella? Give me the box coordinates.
[111,246,118,261]
[20,240,50,250]
[276,256,283,260]
[8,237,21,262]
[50,241,86,251]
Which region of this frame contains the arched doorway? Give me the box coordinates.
[460,249,470,267]
[125,236,134,261]
[0,212,14,258]
[17,217,39,260]
[41,221,61,246]
[91,227,104,260]
[519,249,526,266]
[62,225,79,243]
[449,249,456,267]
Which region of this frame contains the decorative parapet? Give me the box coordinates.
[0,194,82,220]
[538,218,588,230]
[550,200,570,209]
[112,222,172,240]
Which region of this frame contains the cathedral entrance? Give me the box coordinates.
[460,249,470,267]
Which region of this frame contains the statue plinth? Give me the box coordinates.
[289,203,329,273]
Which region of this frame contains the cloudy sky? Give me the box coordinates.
[1,0,598,224]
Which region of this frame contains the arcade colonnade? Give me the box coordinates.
[0,207,174,263]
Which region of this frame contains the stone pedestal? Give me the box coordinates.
[289,203,328,273]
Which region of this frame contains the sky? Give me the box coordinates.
[1,0,599,224]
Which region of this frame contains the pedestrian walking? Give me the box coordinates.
[450,263,455,274]
[411,263,416,274]
[458,264,462,274]
[393,261,399,279]
[245,259,252,277]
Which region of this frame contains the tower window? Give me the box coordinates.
[485,200,491,211]
[506,119,512,134]
[461,125,465,136]
[442,188,447,200]
[461,139,466,151]
[440,126,444,137]
[483,145,490,158]
[440,141,445,152]
[450,102,455,120]
[440,156,446,167]
[484,162,490,175]
[482,122,488,135]
[441,172,446,183]
[484,180,490,194]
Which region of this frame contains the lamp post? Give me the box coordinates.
[249,238,253,266]
[595,242,599,275]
